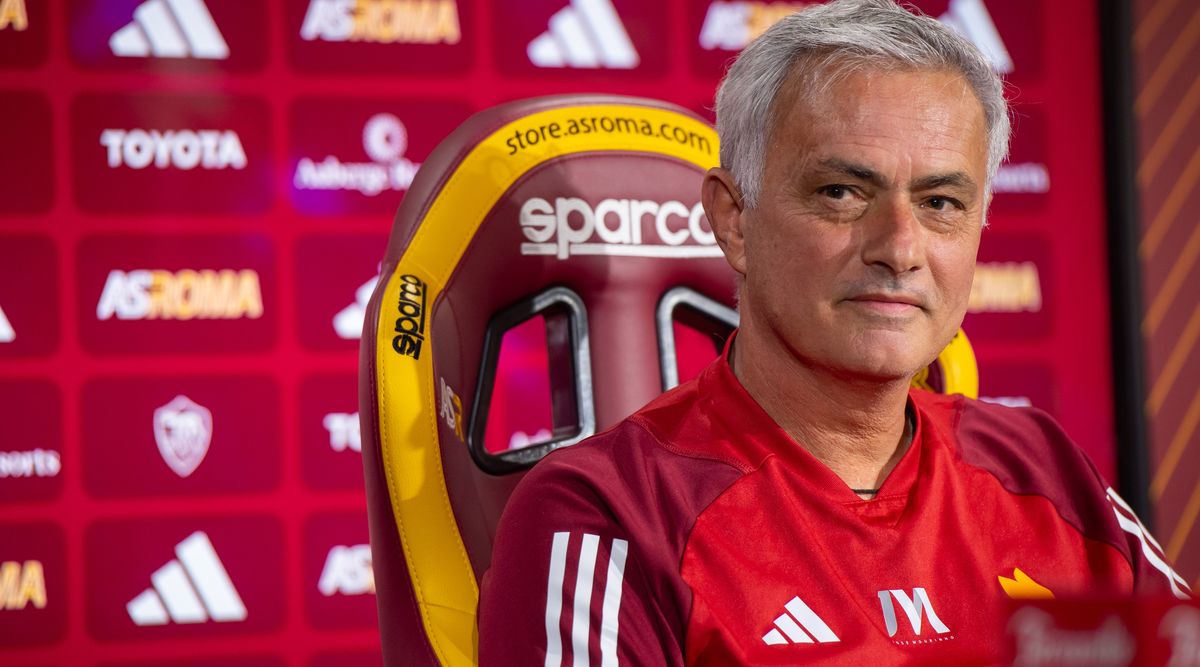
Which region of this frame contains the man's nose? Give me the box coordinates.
[860,198,924,275]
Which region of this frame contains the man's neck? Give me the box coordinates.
[729,328,914,495]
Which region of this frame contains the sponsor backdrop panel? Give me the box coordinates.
[288,98,474,217]
[67,0,269,72]
[0,235,59,357]
[0,522,67,647]
[0,92,53,215]
[299,373,364,491]
[76,234,277,355]
[0,379,64,503]
[81,376,281,498]
[0,0,1158,664]
[71,93,273,215]
[84,516,285,641]
[302,512,376,630]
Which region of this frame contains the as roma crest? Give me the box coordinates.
[153,395,213,478]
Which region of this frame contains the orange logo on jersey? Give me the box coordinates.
[999,567,1055,599]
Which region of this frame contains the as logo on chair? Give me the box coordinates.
[391,274,427,359]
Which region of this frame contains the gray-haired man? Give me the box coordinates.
[479,1,1187,664]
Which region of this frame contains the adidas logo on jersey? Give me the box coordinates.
[527,0,639,70]
[761,595,840,646]
[0,303,14,343]
[126,531,246,626]
[544,532,629,664]
[1107,487,1192,600]
[110,0,229,60]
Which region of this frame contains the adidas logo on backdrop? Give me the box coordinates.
[527,0,638,69]
[126,531,246,626]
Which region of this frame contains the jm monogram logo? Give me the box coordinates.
[877,587,951,639]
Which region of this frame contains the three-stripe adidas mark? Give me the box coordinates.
[527,0,639,70]
[126,531,247,626]
[762,596,840,646]
[110,0,230,60]
[544,532,628,667]
[1107,487,1193,600]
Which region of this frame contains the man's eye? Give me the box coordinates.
[926,196,962,212]
[820,185,850,199]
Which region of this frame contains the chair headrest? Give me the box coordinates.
[362,94,728,666]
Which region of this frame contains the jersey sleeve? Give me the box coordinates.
[477,455,686,666]
[953,396,1192,599]
[1102,485,1193,599]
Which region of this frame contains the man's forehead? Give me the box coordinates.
[770,67,989,175]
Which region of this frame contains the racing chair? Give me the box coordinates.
[358,95,979,667]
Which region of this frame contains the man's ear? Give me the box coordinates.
[702,167,748,276]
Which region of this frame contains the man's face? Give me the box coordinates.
[723,67,989,382]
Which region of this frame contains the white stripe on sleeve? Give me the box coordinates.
[599,538,628,667]
[572,533,601,667]
[545,532,570,667]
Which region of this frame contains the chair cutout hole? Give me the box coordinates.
[468,287,594,474]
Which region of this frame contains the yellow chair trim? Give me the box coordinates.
[373,103,719,666]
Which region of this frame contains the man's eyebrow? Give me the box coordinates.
[912,171,977,192]
[815,158,884,187]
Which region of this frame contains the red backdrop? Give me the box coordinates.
[0,0,1123,664]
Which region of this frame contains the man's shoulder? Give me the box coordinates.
[915,391,1118,537]
[506,378,744,531]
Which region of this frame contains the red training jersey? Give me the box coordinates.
[478,346,1189,665]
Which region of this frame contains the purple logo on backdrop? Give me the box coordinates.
[153,395,213,478]
[68,0,267,71]
[288,99,472,217]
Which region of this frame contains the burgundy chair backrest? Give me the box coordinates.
[358,95,732,666]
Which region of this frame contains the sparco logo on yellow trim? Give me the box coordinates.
[96,269,264,321]
[392,274,427,359]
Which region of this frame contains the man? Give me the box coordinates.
[478,0,1189,664]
